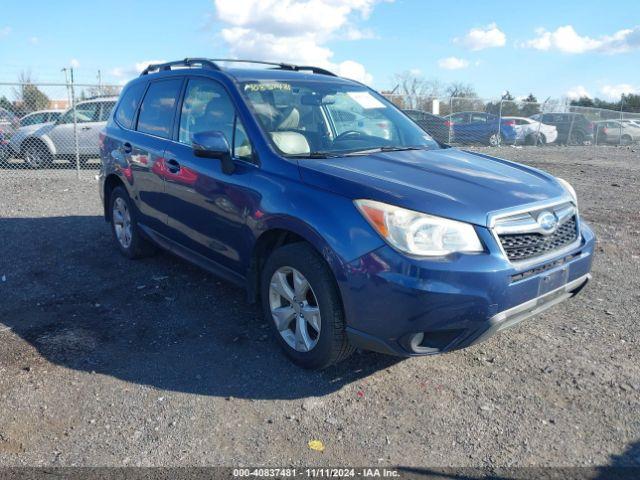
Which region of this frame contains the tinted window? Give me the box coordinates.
[137,79,182,138]
[23,113,45,126]
[470,113,487,123]
[116,82,146,129]
[179,78,235,145]
[58,103,100,124]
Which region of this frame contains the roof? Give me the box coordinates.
[137,58,361,86]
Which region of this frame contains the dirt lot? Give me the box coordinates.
[0,146,639,469]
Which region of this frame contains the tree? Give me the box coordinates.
[390,71,443,109]
[13,71,50,114]
[0,96,14,113]
[520,93,540,117]
[446,82,477,98]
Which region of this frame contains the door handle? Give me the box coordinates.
[123,142,132,154]
[81,126,91,131]
[166,158,181,173]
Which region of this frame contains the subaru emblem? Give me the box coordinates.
[537,211,558,234]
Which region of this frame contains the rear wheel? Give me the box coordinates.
[488,133,502,147]
[109,186,156,259]
[569,131,585,145]
[621,134,632,146]
[261,242,354,369]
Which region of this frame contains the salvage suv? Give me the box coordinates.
[99,59,595,369]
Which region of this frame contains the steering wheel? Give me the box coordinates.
[334,130,367,141]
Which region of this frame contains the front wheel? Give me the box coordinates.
[261,243,354,369]
[621,134,633,146]
[22,141,52,169]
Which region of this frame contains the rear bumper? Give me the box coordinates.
[341,221,595,357]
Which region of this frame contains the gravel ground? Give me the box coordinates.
[0,146,639,469]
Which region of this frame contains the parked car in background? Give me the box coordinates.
[530,113,594,145]
[20,109,64,127]
[444,111,517,146]
[502,116,558,145]
[330,108,393,140]
[594,120,640,145]
[0,107,20,137]
[619,119,640,129]
[404,109,449,143]
[99,58,594,369]
[10,97,117,168]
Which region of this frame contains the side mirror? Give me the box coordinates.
[192,131,235,174]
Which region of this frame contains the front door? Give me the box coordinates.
[163,76,259,272]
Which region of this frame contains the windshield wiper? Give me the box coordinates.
[288,151,341,159]
[342,146,429,156]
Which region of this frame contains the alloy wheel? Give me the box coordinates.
[268,267,321,352]
[112,197,133,249]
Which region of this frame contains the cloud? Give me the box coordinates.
[566,85,591,100]
[29,36,39,45]
[437,56,469,70]
[523,25,640,54]
[600,84,639,100]
[0,26,11,38]
[213,0,390,84]
[108,60,167,83]
[453,23,506,51]
[70,58,80,68]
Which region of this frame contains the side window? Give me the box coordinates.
[471,113,487,123]
[58,103,100,124]
[179,78,235,146]
[449,113,467,124]
[179,78,254,161]
[137,79,183,139]
[115,82,146,128]
[99,102,116,122]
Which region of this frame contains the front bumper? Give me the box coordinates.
[341,221,595,356]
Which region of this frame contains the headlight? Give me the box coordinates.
[557,177,577,204]
[354,199,483,257]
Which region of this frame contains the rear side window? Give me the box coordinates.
[136,79,182,138]
[115,82,146,129]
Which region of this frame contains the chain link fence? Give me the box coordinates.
[0,82,121,175]
[2,79,639,178]
[384,94,640,148]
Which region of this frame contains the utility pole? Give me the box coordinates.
[70,66,80,178]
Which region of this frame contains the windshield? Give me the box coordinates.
[240,80,439,158]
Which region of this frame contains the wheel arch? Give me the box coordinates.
[247,219,347,304]
[20,136,55,158]
[103,173,127,222]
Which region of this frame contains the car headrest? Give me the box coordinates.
[270,131,310,155]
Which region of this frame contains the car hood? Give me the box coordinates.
[298,148,567,226]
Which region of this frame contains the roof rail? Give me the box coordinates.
[140,58,338,77]
[140,58,221,76]
[210,59,337,77]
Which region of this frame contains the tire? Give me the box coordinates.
[260,242,354,369]
[109,186,156,259]
[488,133,502,147]
[525,133,545,146]
[569,131,585,145]
[22,140,53,169]
[621,135,632,146]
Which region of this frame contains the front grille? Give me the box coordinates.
[499,216,578,262]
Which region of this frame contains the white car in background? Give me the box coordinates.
[20,109,65,127]
[503,116,558,145]
[9,97,117,168]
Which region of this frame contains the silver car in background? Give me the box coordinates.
[19,109,64,127]
[594,120,640,145]
[10,97,117,168]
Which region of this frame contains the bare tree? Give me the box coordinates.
[391,71,444,109]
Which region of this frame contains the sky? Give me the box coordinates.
[1,0,639,101]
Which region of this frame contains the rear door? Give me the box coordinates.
[48,102,101,155]
[126,78,184,234]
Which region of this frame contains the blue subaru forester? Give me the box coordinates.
[99,59,595,369]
